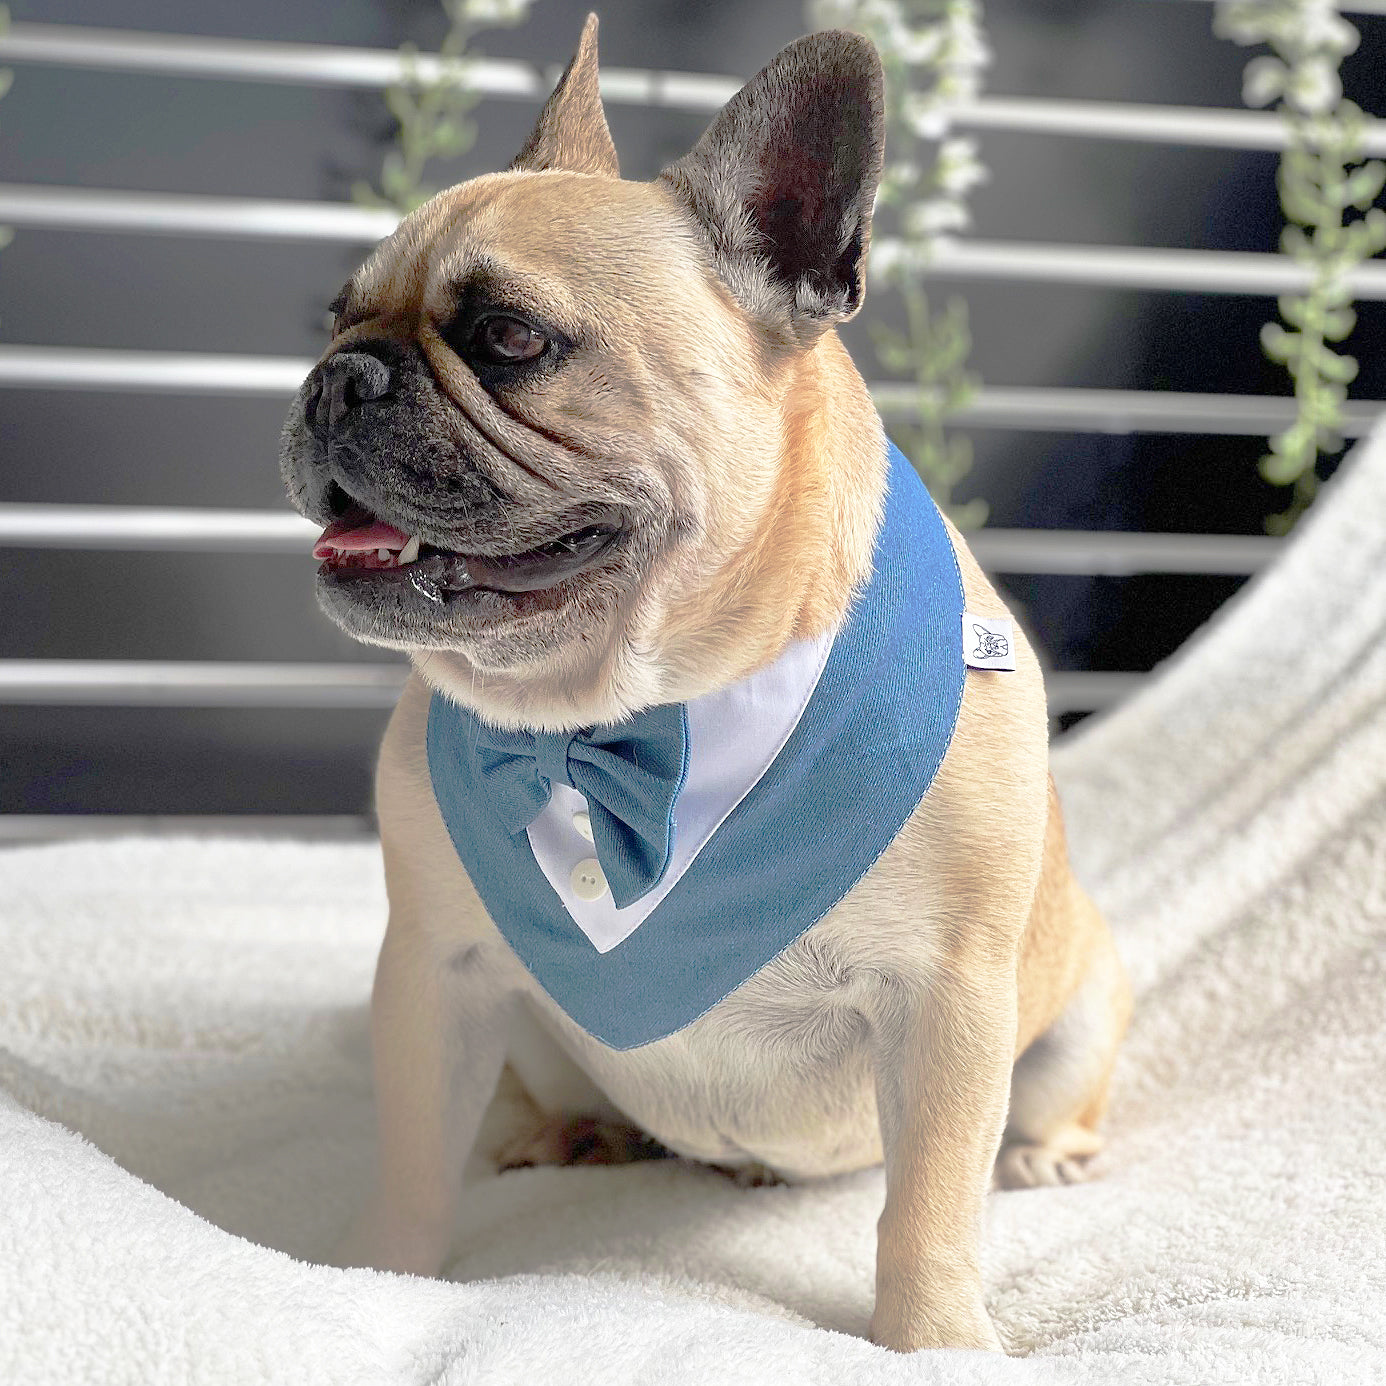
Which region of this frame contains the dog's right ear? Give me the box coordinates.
[660,31,884,345]
[511,13,619,178]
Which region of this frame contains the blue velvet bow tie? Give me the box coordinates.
[472,705,690,909]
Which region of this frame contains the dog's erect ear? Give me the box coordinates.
[510,13,619,178]
[659,31,884,343]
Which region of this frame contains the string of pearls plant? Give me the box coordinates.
[810,0,991,528]
[355,0,535,214]
[1215,0,1386,533]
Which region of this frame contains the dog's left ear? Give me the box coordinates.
[660,31,884,343]
[511,12,619,178]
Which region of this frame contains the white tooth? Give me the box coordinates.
[398,535,421,565]
[377,548,392,562]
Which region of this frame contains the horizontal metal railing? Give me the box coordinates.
[0,660,408,707]
[1,16,1371,764]
[0,184,397,242]
[0,659,1145,715]
[1047,672,1144,713]
[1,347,1382,440]
[7,184,1386,299]
[896,240,1386,298]
[0,345,312,393]
[0,504,316,551]
[972,529,1280,577]
[0,502,1284,576]
[1173,0,1386,12]
[876,386,1385,438]
[2,21,1384,155]
[950,94,1386,154]
[0,814,379,841]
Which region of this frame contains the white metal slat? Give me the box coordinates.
[0,660,1144,714]
[1172,0,1386,12]
[5,184,1386,299]
[0,183,397,241]
[0,345,311,393]
[0,660,408,707]
[1,21,1384,153]
[1,346,1381,439]
[0,814,377,841]
[0,502,1286,575]
[1,19,1374,738]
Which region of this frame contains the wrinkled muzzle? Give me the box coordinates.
[279,337,504,536]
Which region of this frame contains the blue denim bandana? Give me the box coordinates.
[427,439,967,1049]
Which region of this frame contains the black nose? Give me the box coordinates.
[309,350,393,436]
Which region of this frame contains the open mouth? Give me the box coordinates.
[312,503,624,601]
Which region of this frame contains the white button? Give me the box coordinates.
[570,857,608,901]
[572,808,594,843]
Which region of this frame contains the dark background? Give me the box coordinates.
[1,0,1383,815]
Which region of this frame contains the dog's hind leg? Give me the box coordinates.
[996,917,1130,1189]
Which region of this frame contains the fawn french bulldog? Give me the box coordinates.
[279,16,1129,1353]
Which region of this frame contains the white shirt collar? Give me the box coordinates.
[525,628,837,952]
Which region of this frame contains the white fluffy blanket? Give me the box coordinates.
[5,428,1386,1385]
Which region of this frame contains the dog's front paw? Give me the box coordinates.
[327,1201,453,1278]
[870,1286,1002,1353]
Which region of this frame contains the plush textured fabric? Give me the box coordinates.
[3,420,1386,1383]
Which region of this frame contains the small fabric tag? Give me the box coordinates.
[962,613,1016,671]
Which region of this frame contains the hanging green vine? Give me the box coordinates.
[809,0,990,528]
[872,284,982,525]
[354,0,535,215]
[1215,1,1386,533]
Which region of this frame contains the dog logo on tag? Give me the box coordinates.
[971,625,1009,661]
[961,612,1017,671]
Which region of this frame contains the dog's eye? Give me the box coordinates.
[471,315,548,364]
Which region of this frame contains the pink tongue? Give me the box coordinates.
[313,517,411,558]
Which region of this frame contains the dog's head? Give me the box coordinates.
[280,16,885,730]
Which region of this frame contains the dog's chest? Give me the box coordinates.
[498,901,913,1174]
